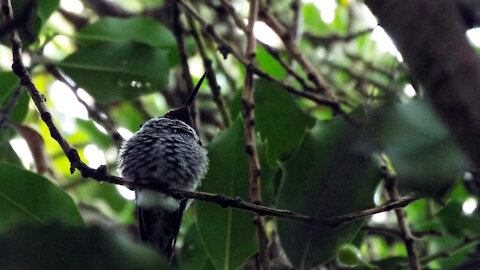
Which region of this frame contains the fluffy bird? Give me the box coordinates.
[117,72,209,257]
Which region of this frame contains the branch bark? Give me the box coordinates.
[242,0,270,269]
[365,0,480,170]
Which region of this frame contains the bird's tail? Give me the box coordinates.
[137,199,187,258]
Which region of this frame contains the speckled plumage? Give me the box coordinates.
[117,116,208,255]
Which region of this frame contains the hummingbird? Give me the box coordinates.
[117,71,209,258]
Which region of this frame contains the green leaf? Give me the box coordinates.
[256,48,286,79]
[0,72,29,124]
[277,115,380,268]
[58,41,169,104]
[196,118,258,270]
[0,130,22,167]
[0,162,84,231]
[178,225,213,270]
[76,17,179,65]
[75,119,114,149]
[255,79,315,164]
[436,202,480,237]
[369,100,469,196]
[0,223,171,270]
[37,0,60,22]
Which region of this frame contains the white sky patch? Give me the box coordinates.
[10,138,34,169]
[49,80,88,120]
[60,0,84,13]
[466,28,480,47]
[371,26,403,61]
[117,127,134,140]
[403,84,417,98]
[371,212,387,223]
[93,122,108,134]
[360,4,378,28]
[253,21,282,47]
[116,185,136,201]
[304,0,337,24]
[83,144,106,168]
[463,197,478,215]
[77,88,95,106]
[0,45,12,70]
[188,55,205,78]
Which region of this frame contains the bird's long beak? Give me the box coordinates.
[184,68,209,108]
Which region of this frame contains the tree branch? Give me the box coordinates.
[186,14,231,128]
[45,65,124,148]
[382,162,421,270]
[242,0,270,268]
[174,0,356,125]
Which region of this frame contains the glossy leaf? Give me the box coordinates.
[76,17,179,65]
[75,119,114,150]
[277,115,380,268]
[0,162,84,231]
[178,225,214,270]
[0,72,29,124]
[0,223,171,270]
[196,118,258,270]
[369,100,469,196]
[58,41,169,104]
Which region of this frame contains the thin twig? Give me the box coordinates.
[417,235,480,267]
[363,226,443,239]
[169,0,198,131]
[243,0,270,268]
[186,14,231,128]
[174,0,355,124]
[256,39,312,90]
[259,5,336,99]
[45,65,124,148]
[0,0,35,38]
[303,28,373,46]
[325,61,390,92]
[381,161,421,270]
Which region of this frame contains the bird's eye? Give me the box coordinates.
[138,123,144,128]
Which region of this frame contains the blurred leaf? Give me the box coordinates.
[0,72,30,124]
[75,119,114,150]
[12,123,48,174]
[303,3,329,35]
[369,100,469,196]
[255,79,315,164]
[178,225,213,270]
[277,114,380,268]
[73,181,131,219]
[76,17,179,65]
[58,41,169,104]
[0,130,22,167]
[110,102,146,131]
[0,162,83,231]
[0,223,171,270]
[37,0,59,22]
[196,118,258,270]
[436,202,480,237]
[256,47,286,79]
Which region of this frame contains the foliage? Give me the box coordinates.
[0,0,478,269]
